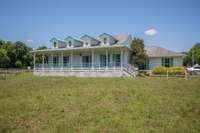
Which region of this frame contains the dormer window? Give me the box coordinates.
[68,41,72,47]
[53,42,57,47]
[103,38,107,44]
[84,42,89,47]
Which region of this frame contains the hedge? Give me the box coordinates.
[152,66,186,75]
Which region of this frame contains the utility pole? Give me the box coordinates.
[192,50,195,66]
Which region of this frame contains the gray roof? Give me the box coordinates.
[114,35,130,44]
[145,46,185,57]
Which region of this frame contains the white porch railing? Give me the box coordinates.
[35,62,122,70]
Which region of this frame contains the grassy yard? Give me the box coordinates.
[0,73,200,133]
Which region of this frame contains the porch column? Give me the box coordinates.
[121,49,123,71]
[61,52,63,69]
[51,53,53,70]
[70,51,73,70]
[92,51,94,69]
[106,49,108,69]
[33,53,36,70]
[42,54,44,70]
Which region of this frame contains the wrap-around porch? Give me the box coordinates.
[33,48,128,71]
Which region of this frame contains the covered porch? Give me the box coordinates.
[33,47,129,71]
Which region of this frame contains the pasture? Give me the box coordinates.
[0,73,200,133]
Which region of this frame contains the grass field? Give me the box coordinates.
[0,73,200,133]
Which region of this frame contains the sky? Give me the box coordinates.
[0,0,200,52]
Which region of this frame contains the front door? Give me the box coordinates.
[82,55,91,68]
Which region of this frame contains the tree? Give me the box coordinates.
[184,43,200,66]
[0,40,33,68]
[36,46,48,63]
[15,60,22,68]
[0,49,10,68]
[130,38,148,69]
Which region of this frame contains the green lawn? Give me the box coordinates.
[0,74,200,133]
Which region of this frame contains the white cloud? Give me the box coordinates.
[144,28,158,36]
[26,39,33,43]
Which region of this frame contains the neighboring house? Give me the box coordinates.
[145,46,185,70]
[32,33,137,77]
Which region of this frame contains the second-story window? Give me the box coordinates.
[103,38,107,44]
[68,41,72,47]
[54,42,57,47]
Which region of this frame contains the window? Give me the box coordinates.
[85,42,89,46]
[53,57,59,67]
[103,38,107,44]
[100,55,106,67]
[53,42,57,47]
[82,55,92,68]
[63,56,69,67]
[100,54,110,67]
[162,58,173,67]
[113,54,121,67]
[68,41,72,47]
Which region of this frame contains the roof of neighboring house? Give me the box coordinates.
[145,46,185,58]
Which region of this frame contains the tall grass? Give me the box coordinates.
[0,73,200,133]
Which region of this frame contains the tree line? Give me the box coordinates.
[0,40,33,68]
[0,39,199,69]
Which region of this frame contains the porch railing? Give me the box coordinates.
[35,62,122,70]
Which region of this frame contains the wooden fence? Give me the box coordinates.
[139,69,188,79]
[0,69,32,80]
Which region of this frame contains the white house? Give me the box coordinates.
[32,33,137,77]
[145,46,185,70]
[32,34,185,77]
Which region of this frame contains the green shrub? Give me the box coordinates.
[152,66,186,75]
[15,60,22,68]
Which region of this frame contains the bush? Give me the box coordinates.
[15,60,22,68]
[152,66,186,75]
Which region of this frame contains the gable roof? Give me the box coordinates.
[64,36,82,43]
[81,34,100,42]
[99,33,118,41]
[145,46,185,57]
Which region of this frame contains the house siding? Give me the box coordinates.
[45,49,129,68]
[148,56,183,70]
[173,57,183,66]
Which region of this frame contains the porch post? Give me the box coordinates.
[33,53,36,70]
[92,51,94,69]
[121,49,123,71]
[71,51,73,70]
[51,53,53,70]
[61,52,63,69]
[106,49,108,69]
[42,53,44,70]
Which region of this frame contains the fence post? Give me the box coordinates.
[5,69,7,80]
[149,70,152,77]
[167,70,169,79]
[185,70,187,80]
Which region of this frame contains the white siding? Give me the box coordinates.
[149,58,162,70]
[148,57,183,69]
[173,57,183,66]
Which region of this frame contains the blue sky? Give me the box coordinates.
[0,0,200,52]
